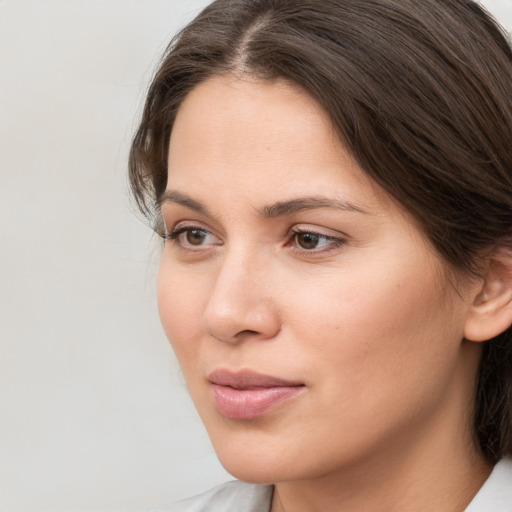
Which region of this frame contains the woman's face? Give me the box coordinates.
[158,76,480,483]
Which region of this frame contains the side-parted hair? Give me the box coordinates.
[129,0,512,463]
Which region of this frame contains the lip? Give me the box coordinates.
[208,369,305,420]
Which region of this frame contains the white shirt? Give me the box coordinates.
[150,457,512,512]
[465,457,512,511]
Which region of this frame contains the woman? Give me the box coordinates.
[130,1,512,510]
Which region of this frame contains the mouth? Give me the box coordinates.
[208,369,306,420]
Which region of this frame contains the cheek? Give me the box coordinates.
[266,262,467,469]
[282,254,463,398]
[157,261,207,362]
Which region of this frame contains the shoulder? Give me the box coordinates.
[147,480,274,512]
[465,457,512,512]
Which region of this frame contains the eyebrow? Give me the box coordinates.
[159,190,209,215]
[261,196,369,217]
[159,190,369,218]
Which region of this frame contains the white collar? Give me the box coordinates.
[465,457,512,511]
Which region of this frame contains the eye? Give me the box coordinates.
[295,232,323,250]
[291,228,345,252]
[182,228,208,246]
[164,225,221,249]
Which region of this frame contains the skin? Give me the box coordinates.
[158,75,491,512]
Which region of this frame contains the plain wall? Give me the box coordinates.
[1,1,511,510]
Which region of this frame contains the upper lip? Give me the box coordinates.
[208,369,304,390]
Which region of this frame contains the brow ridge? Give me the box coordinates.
[160,190,368,218]
[159,190,209,215]
[261,196,368,218]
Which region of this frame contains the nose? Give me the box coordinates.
[201,249,281,344]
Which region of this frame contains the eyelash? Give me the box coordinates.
[162,225,346,254]
[162,225,214,244]
[289,228,346,254]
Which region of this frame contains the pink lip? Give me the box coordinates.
[208,369,305,420]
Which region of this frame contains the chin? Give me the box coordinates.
[217,452,293,485]
[210,430,339,485]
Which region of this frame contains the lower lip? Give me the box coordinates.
[211,384,305,420]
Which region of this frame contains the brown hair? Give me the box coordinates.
[129,0,512,463]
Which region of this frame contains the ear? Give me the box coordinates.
[464,247,512,342]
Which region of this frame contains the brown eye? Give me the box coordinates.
[296,232,320,250]
[185,229,208,246]
[291,230,345,253]
[165,225,220,249]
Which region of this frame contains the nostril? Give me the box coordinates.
[238,329,260,336]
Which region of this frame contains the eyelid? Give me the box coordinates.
[290,223,347,239]
[165,220,209,235]
[163,221,222,249]
[289,225,347,253]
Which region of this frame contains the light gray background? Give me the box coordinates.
[1,1,511,511]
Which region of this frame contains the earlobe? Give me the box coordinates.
[464,247,512,342]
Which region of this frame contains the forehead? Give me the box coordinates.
[167,75,384,210]
[170,76,336,170]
